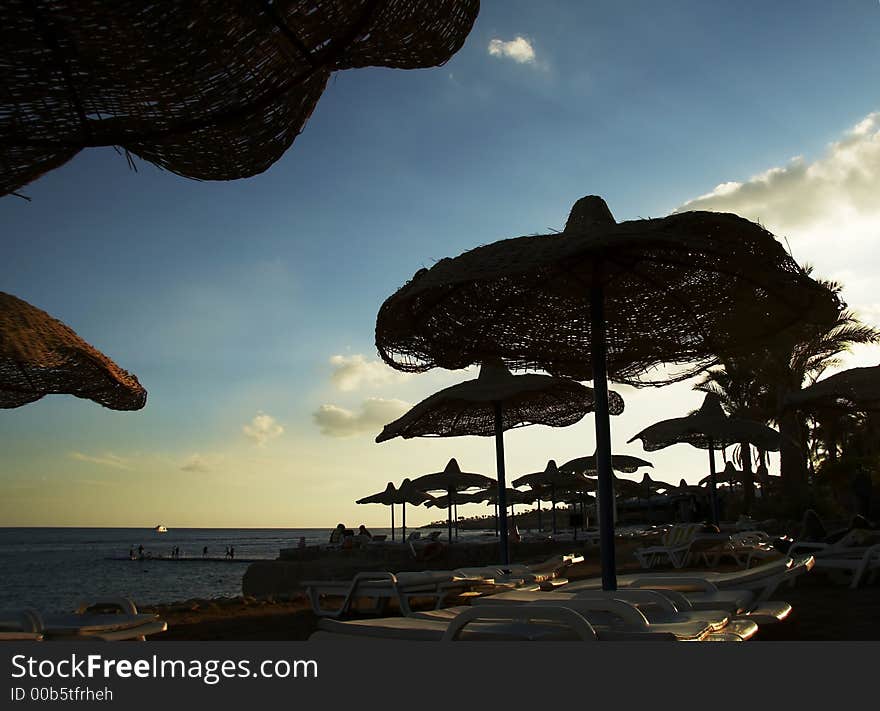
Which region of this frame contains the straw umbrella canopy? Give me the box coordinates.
[628,393,781,524]
[0,291,146,410]
[561,451,653,476]
[785,365,880,412]
[513,460,589,535]
[355,482,408,541]
[376,359,622,564]
[375,194,837,590]
[409,458,492,544]
[1,1,480,196]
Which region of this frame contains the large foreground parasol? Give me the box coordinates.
[1,1,480,196]
[376,195,838,589]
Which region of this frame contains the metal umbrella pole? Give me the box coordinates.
[591,281,617,591]
[493,401,511,567]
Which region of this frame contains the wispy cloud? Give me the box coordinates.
[328,354,409,392]
[68,451,132,470]
[243,413,284,447]
[488,36,536,64]
[313,398,411,438]
[180,453,218,473]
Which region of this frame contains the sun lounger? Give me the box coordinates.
[1,599,167,641]
[470,586,784,628]
[304,570,487,618]
[40,598,167,640]
[562,555,814,602]
[809,543,880,588]
[633,523,705,568]
[309,601,747,642]
[0,609,44,641]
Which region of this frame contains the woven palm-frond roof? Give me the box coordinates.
[409,458,493,493]
[560,451,653,475]
[376,360,623,442]
[375,195,841,386]
[786,365,880,412]
[0,291,146,410]
[1,0,479,196]
[356,482,398,505]
[628,393,780,452]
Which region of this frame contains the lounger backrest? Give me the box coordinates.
[663,523,700,547]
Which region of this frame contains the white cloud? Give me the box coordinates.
[68,451,131,470]
[676,110,880,339]
[243,413,284,447]
[313,398,411,438]
[180,453,217,473]
[488,36,536,64]
[329,354,408,392]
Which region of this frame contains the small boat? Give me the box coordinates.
[154,525,168,533]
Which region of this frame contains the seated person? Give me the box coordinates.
[329,523,346,545]
[356,524,372,540]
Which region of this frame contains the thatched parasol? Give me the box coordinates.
[376,359,622,564]
[628,393,780,524]
[512,460,591,535]
[1,1,480,196]
[409,458,492,544]
[357,479,433,541]
[375,194,838,590]
[0,291,146,410]
[560,450,653,476]
[785,365,880,412]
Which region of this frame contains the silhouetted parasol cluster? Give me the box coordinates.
[0,0,480,196]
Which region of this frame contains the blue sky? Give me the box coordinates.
[3,1,880,527]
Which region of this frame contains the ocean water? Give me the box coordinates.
[0,527,388,612]
[0,526,497,612]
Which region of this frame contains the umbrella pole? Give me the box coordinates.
[494,503,498,536]
[391,504,395,542]
[708,439,719,526]
[493,401,510,567]
[403,502,407,541]
[447,485,453,544]
[537,499,542,532]
[552,485,557,535]
[591,282,617,591]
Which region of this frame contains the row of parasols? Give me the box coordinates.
[355,358,784,549]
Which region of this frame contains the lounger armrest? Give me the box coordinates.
[628,577,719,593]
[442,606,598,641]
[572,589,682,614]
[538,598,651,628]
[74,598,138,616]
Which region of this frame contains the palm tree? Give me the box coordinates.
[697,277,879,511]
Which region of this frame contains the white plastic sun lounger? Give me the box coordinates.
[633,524,705,569]
[470,587,783,629]
[310,602,746,642]
[304,571,488,618]
[809,543,880,588]
[39,598,167,641]
[561,555,815,602]
[0,609,44,641]
[1,599,167,641]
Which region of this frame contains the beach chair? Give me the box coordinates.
[633,523,704,568]
[0,609,44,641]
[303,570,486,618]
[38,598,167,641]
[809,543,880,588]
[470,585,786,628]
[309,600,747,642]
[562,555,815,602]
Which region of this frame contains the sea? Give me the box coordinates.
[0,527,387,612]
[0,526,497,613]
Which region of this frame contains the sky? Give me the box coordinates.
[3,0,880,529]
